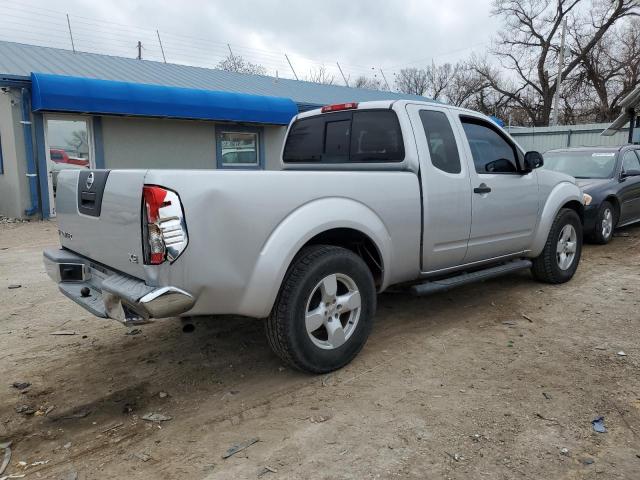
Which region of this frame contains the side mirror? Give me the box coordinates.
[621,168,640,179]
[523,151,544,172]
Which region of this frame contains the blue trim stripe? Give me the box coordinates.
[92,116,105,169]
[20,88,40,216]
[32,113,49,218]
[30,72,298,125]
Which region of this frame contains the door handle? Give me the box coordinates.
[473,183,492,194]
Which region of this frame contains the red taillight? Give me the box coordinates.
[142,185,188,265]
[321,102,358,113]
[143,186,170,223]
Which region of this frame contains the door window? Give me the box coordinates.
[419,110,461,174]
[45,116,93,217]
[47,118,92,167]
[622,150,640,172]
[460,117,518,174]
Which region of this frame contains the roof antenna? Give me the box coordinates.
[66,14,76,53]
[285,54,299,80]
[379,68,391,91]
[137,41,143,60]
[336,62,349,87]
[157,30,166,63]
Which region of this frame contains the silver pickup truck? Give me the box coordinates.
[44,100,586,373]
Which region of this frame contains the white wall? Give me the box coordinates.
[101,116,288,171]
[264,126,287,170]
[0,89,31,219]
[101,117,217,169]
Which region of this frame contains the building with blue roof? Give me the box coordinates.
[0,40,428,218]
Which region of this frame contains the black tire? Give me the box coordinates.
[266,245,376,374]
[531,208,582,284]
[590,200,616,245]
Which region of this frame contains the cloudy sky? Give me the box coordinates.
[0,0,498,83]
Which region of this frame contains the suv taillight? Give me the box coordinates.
[142,185,188,265]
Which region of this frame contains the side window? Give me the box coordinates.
[622,150,640,171]
[419,110,461,174]
[460,117,518,174]
[283,110,404,163]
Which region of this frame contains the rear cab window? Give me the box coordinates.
[419,110,461,174]
[283,109,404,164]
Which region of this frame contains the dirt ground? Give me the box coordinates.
[1,220,640,480]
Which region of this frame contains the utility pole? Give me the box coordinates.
[157,30,166,63]
[285,54,299,80]
[379,68,391,91]
[136,41,142,60]
[66,14,75,53]
[336,62,349,87]
[552,17,567,126]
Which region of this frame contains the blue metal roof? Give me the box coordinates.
[0,40,432,107]
[31,72,298,124]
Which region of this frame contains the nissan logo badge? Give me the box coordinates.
[86,172,95,190]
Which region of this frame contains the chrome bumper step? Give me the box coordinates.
[44,248,194,325]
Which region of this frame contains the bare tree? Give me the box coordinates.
[217,53,267,75]
[570,17,640,122]
[306,66,335,85]
[473,0,638,126]
[353,75,385,90]
[425,63,460,100]
[395,67,429,96]
[444,62,491,107]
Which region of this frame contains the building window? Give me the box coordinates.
[216,126,263,169]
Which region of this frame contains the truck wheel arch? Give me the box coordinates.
[238,198,392,318]
[529,182,584,258]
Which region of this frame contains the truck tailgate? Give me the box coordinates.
[55,169,148,279]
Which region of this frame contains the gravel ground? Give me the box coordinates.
[1,220,640,479]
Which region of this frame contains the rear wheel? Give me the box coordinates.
[265,245,376,373]
[591,200,615,244]
[531,208,582,284]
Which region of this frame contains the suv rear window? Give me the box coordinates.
[283,110,404,163]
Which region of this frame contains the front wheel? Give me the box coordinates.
[591,200,616,244]
[531,208,582,284]
[265,245,376,373]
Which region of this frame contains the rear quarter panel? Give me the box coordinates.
[145,169,421,318]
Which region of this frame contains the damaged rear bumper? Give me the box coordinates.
[43,248,194,325]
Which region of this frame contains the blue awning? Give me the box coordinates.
[30,72,298,125]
